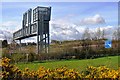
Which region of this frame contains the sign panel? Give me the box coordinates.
[105,40,112,48]
[13,6,51,40]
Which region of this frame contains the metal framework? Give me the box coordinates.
[13,6,51,54]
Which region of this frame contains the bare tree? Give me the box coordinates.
[82,27,91,40]
[81,27,91,59]
[96,27,102,40]
[113,27,120,53]
[94,27,104,49]
[113,30,118,40]
[117,26,120,41]
[112,27,120,40]
[101,29,105,40]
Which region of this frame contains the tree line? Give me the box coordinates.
[1,27,120,62]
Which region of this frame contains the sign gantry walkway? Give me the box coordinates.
[13,6,51,54]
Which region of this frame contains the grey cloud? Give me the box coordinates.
[0,29,13,43]
[80,14,105,25]
[50,20,82,41]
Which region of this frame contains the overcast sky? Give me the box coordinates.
[0,2,119,42]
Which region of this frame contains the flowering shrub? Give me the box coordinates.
[1,57,120,80]
[83,66,120,78]
[1,57,22,79]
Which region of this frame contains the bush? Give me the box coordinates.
[28,53,36,62]
[83,66,119,78]
[2,48,11,58]
[10,53,26,63]
[1,57,22,79]
[1,57,120,79]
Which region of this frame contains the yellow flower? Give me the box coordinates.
[25,68,29,71]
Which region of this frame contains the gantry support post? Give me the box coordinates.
[45,34,47,53]
[19,39,21,51]
[47,22,50,53]
[40,15,43,54]
[37,9,40,54]
[37,34,39,54]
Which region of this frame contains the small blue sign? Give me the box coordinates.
[105,40,112,48]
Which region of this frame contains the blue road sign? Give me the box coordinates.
[105,40,112,48]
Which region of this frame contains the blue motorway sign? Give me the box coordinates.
[105,40,112,48]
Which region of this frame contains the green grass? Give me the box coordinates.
[16,56,119,72]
